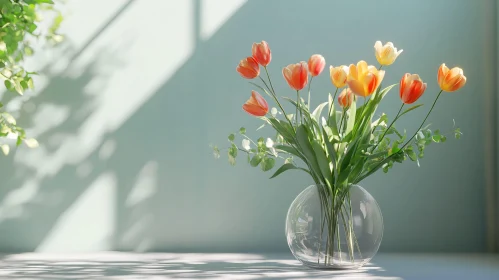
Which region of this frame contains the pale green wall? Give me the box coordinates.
[0,0,495,253]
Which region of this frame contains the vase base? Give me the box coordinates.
[300,260,363,270]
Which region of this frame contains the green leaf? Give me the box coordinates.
[250,154,263,167]
[239,127,246,135]
[266,118,295,143]
[296,125,323,183]
[24,46,34,56]
[16,136,22,146]
[211,145,220,159]
[24,138,39,148]
[344,99,357,136]
[228,155,236,166]
[14,80,23,95]
[229,144,237,158]
[270,163,308,179]
[275,144,305,161]
[27,77,34,89]
[406,147,417,161]
[20,80,28,90]
[312,101,328,122]
[311,140,332,188]
[4,80,12,90]
[432,134,441,143]
[260,157,275,171]
[0,62,4,68]
[399,104,424,119]
[1,145,9,156]
[228,133,235,142]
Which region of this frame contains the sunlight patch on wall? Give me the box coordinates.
[200,0,247,40]
[36,172,116,252]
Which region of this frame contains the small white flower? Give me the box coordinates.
[266,138,277,156]
[242,139,251,151]
[271,107,278,117]
[265,138,274,148]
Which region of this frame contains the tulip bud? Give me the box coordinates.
[308,54,325,76]
[237,57,260,79]
[338,88,354,108]
[243,90,268,117]
[399,73,427,104]
[437,64,466,92]
[282,62,308,91]
[329,65,349,88]
[374,41,403,66]
[252,41,271,66]
[346,60,385,97]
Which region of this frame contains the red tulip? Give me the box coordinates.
[237,57,260,79]
[243,91,268,117]
[283,62,308,91]
[308,54,325,76]
[338,88,354,108]
[399,73,427,104]
[252,41,271,66]
[437,63,466,92]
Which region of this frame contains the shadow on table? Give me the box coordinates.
[0,253,402,280]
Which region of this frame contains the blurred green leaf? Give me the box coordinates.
[228,133,235,142]
[260,157,275,171]
[239,127,246,135]
[399,104,424,118]
[250,154,263,167]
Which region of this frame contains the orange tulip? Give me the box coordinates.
[308,54,325,76]
[374,41,403,66]
[346,60,385,97]
[399,73,427,104]
[243,90,268,117]
[282,62,308,91]
[338,88,354,108]
[329,65,349,88]
[437,63,466,92]
[237,57,260,79]
[252,41,271,66]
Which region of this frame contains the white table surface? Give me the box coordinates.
[0,252,497,279]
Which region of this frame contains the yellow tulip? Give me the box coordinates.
[374,41,403,66]
[346,60,385,97]
[437,63,466,92]
[329,65,349,88]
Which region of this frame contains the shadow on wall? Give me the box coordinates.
[0,0,491,253]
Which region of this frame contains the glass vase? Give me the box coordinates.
[285,184,383,269]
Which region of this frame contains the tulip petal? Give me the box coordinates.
[347,79,366,97]
[252,90,268,108]
[374,41,382,53]
[348,64,358,80]
[438,63,448,86]
[449,75,467,92]
[399,73,410,99]
[365,73,378,95]
[357,60,368,75]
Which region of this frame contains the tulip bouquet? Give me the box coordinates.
[213,40,466,266]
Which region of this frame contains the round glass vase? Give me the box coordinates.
[285,184,383,269]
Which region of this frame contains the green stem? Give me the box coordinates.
[338,108,347,135]
[372,103,404,152]
[262,68,294,130]
[328,87,339,119]
[400,90,443,150]
[307,76,313,110]
[356,90,444,183]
